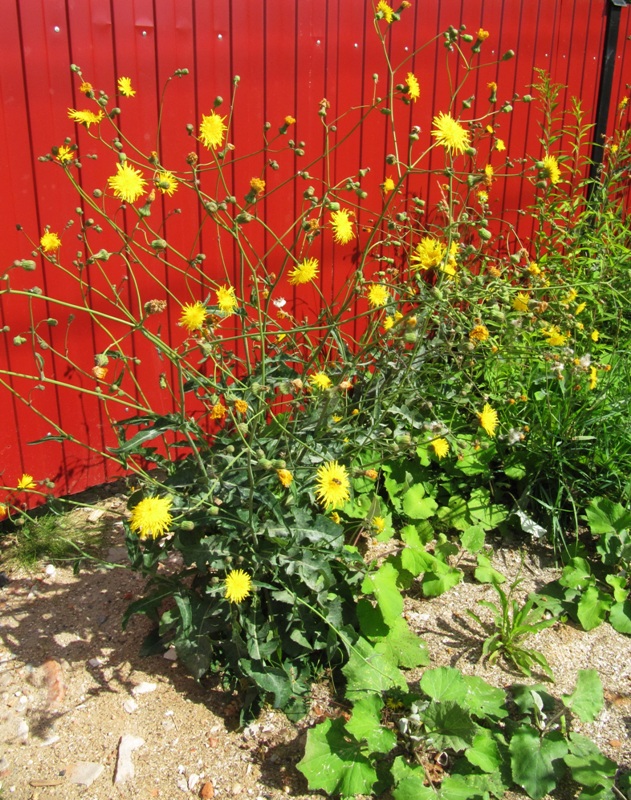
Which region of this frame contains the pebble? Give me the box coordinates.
[163,647,178,661]
[123,699,138,714]
[42,660,65,707]
[131,681,156,696]
[16,719,29,744]
[114,734,145,783]
[199,782,214,799]
[87,508,105,522]
[188,773,200,790]
[67,761,104,786]
[88,657,105,667]
[44,565,56,578]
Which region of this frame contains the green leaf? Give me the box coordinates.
[460,525,486,553]
[346,694,397,754]
[439,774,488,800]
[474,553,506,584]
[560,557,593,589]
[462,675,508,719]
[468,487,508,530]
[421,555,463,597]
[609,600,631,634]
[420,667,468,703]
[577,585,611,630]
[391,756,435,800]
[605,574,628,603]
[403,485,438,520]
[356,598,390,639]
[240,661,291,708]
[436,494,471,532]
[296,717,377,796]
[564,733,617,788]
[509,727,568,799]
[343,637,407,697]
[420,701,478,752]
[585,496,631,535]
[465,729,502,773]
[373,617,430,668]
[562,669,604,723]
[362,562,403,625]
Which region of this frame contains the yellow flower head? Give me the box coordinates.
[210,402,227,420]
[469,324,490,343]
[249,177,266,195]
[234,400,248,416]
[179,301,207,332]
[512,292,530,313]
[589,367,598,390]
[56,145,74,164]
[431,438,450,459]
[431,112,471,156]
[224,569,252,603]
[372,516,386,534]
[107,162,148,203]
[155,171,178,196]
[542,155,561,185]
[487,82,498,93]
[528,261,541,276]
[310,371,332,390]
[289,257,319,285]
[376,0,394,23]
[92,365,108,380]
[410,236,446,271]
[477,403,498,437]
[17,474,36,491]
[67,108,104,128]
[330,511,341,524]
[367,283,390,308]
[591,329,600,342]
[541,325,567,347]
[277,468,293,487]
[129,496,173,539]
[575,302,586,315]
[216,285,238,316]
[40,231,61,253]
[495,138,506,152]
[484,163,494,185]
[383,315,395,331]
[477,28,490,40]
[405,72,420,102]
[477,190,489,204]
[199,111,228,150]
[284,115,296,126]
[117,76,136,97]
[79,81,93,95]
[331,209,355,245]
[315,461,351,508]
[383,176,396,194]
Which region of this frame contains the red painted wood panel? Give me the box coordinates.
[0,0,628,501]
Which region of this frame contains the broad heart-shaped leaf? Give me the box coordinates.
[462,675,508,719]
[438,774,491,800]
[296,717,377,796]
[460,525,486,554]
[436,494,471,532]
[609,600,631,634]
[577,585,611,630]
[465,729,502,773]
[374,617,430,668]
[391,756,436,800]
[402,484,438,520]
[419,701,478,752]
[474,553,506,585]
[343,637,407,697]
[420,667,468,704]
[563,733,617,789]
[467,487,508,530]
[509,727,568,800]
[562,669,603,723]
[421,556,463,597]
[585,496,631,535]
[345,693,397,754]
[361,561,403,626]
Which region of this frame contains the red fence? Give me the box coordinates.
[1,0,630,499]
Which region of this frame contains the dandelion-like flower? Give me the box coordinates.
[376,0,394,23]
[431,438,450,459]
[405,73,420,102]
[216,285,238,316]
[288,257,319,285]
[383,315,395,331]
[224,569,252,603]
[117,76,136,97]
[210,402,227,420]
[477,28,490,41]
[284,115,296,126]
[372,516,386,534]
[495,138,506,152]
[249,177,266,195]
[234,399,248,415]
[92,366,108,380]
[432,112,471,156]
[155,171,178,196]
[79,81,93,95]
[589,367,598,391]
[477,191,489,204]
[367,283,390,308]
[512,292,530,313]
[541,326,567,347]
[477,403,498,437]
[56,145,74,164]
[129,496,173,539]
[277,469,293,487]
[469,324,489,343]
[331,209,355,245]
[383,176,395,194]
[315,461,351,508]
[199,111,228,150]
[107,162,148,203]
[591,329,600,342]
[542,155,561,185]
[40,231,61,253]
[179,301,207,332]
[67,108,104,128]
[17,474,36,490]
[410,236,446,271]
[310,371,332,390]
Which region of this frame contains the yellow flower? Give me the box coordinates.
[528,261,541,276]
[410,236,446,271]
[330,511,341,524]
[431,438,450,459]
[216,285,238,316]
[372,516,386,534]
[589,367,598,390]
[364,469,379,480]
[405,72,420,102]
[477,28,490,40]
[107,162,148,203]
[199,111,228,150]
[495,138,506,152]
[67,108,104,127]
[56,145,74,164]
[179,301,207,332]
[484,163,494,185]
[367,283,390,308]
[512,292,530,313]
[129,496,173,539]
[284,115,296,126]
[310,371,332,390]
[249,177,266,195]
[487,82,498,92]
[289,257,319,285]
[92,366,108,380]
[17,474,36,491]
[431,112,471,156]
[575,302,586,315]
[383,315,395,331]
[591,329,600,342]
[542,155,561,185]
[277,469,293,487]
[541,326,568,347]
[469,324,489,343]
[155,171,178,196]
[477,403,498,437]
[315,461,351,508]
[234,399,248,415]
[477,190,489,204]
[383,176,395,194]
[79,81,93,95]
[117,76,136,97]
[331,209,355,245]
[224,569,252,603]
[376,0,394,23]
[0,504,7,519]
[619,97,629,110]
[210,402,227,420]
[40,231,61,253]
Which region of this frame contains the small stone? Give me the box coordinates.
[16,719,29,743]
[88,657,105,667]
[610,739,622,748]
[188,774,200,790]
[163,647,178,661]
[44,565,56,578]
[207,736,219,747]
[123,699,138,714]
[114,734,144,783]
[131,682,156,696]
[67,761,104,786]
[87,508,104,523]
[177,777,188,791]
[199,781,214,799]
[232,783,242,795]
[42,660,65,707]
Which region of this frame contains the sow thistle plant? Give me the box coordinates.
[1,2,630,731]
